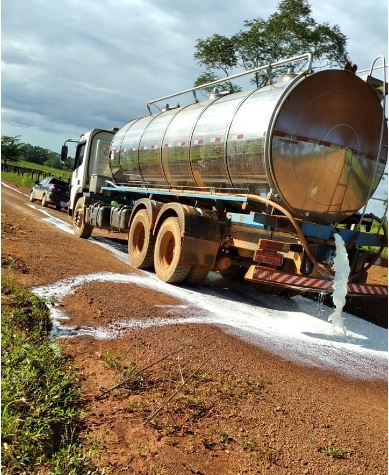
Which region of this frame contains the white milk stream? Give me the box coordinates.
[328,233,350,335]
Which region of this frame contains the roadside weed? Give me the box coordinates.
[319,444,352,459]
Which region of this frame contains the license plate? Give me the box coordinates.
[254,250,283,266]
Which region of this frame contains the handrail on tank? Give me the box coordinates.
[146,53,313,113]
[357,65,388,75]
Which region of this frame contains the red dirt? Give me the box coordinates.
[2,182,388,474]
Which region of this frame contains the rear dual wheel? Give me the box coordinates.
[129,212,210,285]
[128,210,154,269]
[153,217,191,283]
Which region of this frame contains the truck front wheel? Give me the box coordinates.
[73,197,93,239]
[128,210,154,269]
[154,217,190,283]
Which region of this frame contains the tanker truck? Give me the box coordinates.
[61,54,388,296]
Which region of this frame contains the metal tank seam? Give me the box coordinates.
[187,95,226,187]
[159,104,192,186]
[264,73,312,209]
[117,117,143,181]
[223,87,263,190]
[137,112,164,184]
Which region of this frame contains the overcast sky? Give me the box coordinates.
[2,0,387,152]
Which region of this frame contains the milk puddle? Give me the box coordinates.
[18,185,387,378]
[32,271,388,380]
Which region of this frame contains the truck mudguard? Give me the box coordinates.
[153,203,221,268]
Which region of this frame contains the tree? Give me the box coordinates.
[1,136,23,164]
[194,34,242,93]
[194,71,241,95]
[194,0,348,89]
[1,136,72,171]
[194,34,238,77]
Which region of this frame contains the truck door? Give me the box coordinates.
[69,141,87,212]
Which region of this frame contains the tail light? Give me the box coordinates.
[48,184,55,191]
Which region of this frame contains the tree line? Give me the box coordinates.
[1,135,72,171]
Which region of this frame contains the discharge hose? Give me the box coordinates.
[244,194,333,278]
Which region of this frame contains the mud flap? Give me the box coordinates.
[153,203,221,269]
[181,236,220,268]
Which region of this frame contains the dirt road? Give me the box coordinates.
[2,182,388,474]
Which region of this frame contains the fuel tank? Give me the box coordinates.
[110,70,387,224]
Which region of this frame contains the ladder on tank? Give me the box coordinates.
[357,56,388,235]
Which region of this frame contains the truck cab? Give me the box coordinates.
[64,128,115,215]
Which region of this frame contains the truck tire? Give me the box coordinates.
[154,217,191,283]
[41,194,48,207]
[185,266,210,285]
[29,192,34,202]
[128,209,155,269]
[73,197,93,239]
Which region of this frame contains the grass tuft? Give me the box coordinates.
[319,444,352,459]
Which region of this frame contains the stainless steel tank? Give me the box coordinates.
[110,70,387,224]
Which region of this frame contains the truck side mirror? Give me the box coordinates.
[60,145,68,163]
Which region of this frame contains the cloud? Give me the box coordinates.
[2,0,387,151]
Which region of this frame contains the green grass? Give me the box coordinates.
[357,218,388,260]
[318,444,351,459]
[3,159,71,176]
[2,160,71,189]
[2,168,71,190]
[2,171,38,189]
[1,276,97,474]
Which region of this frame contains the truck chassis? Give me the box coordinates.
[71,180,388,297]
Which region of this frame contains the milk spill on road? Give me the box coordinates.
[27,204,75,234]
[33,271,388,380]
[5,182,386,379]
[328,233,350,336]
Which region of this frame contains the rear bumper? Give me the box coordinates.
[47,192,69,206]
[246,265,388,297]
